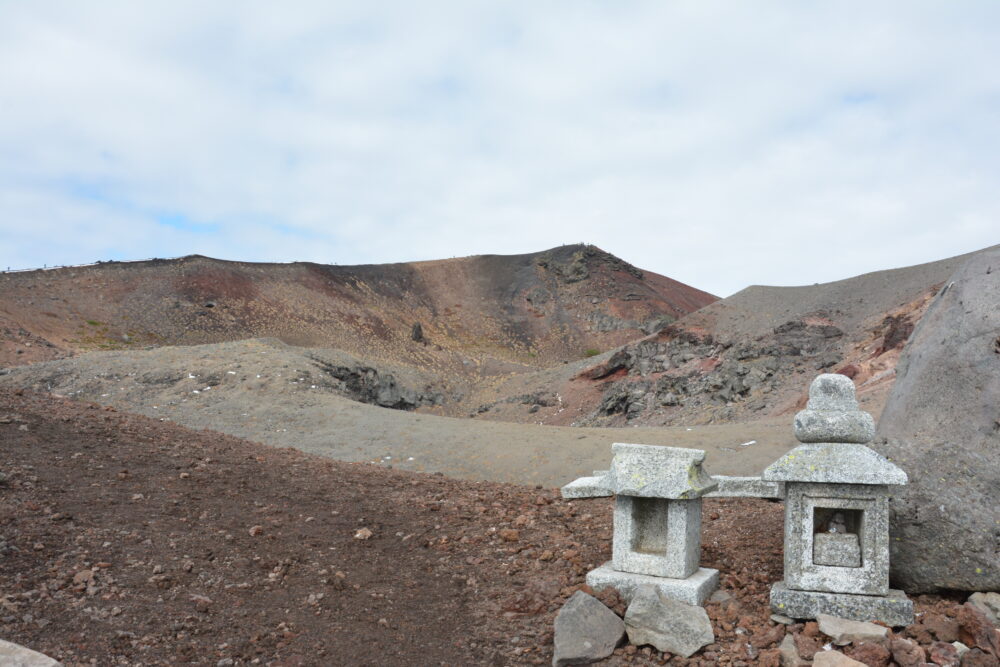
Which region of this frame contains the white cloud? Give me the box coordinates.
[1,1,998,295]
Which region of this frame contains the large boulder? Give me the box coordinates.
[874,248,1000,593]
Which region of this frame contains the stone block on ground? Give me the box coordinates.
[623,585,714,658]
[0,639,61,666]
[552,590,625,667]
[812,649,867,666]
[586,562,718,606]
[817,613,889,645]
[770,581,913,627]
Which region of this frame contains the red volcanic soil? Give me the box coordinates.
[0,245,716,370]
[0,389,972,666]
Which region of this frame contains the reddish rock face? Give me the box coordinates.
[924,612,962,643]
[890,637,927,667]
[846,641,892,666]
[958,604,1000,655]
[928,641,960,667]
[960,648,1000,667]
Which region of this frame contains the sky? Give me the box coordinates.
[1,2,998,297]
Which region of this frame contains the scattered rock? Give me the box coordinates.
[551,591,624,667]
[778,634,808,666]
[958,603,1000,655]
[353,527,373,540]
[623,585,713,658]
[845,641,892,666]
[960,648,1000,667]
[770,613,794,625]
[968,593,1000,627]
[924,612,962,643]
[928,641,961,666]
[890,637,927,666]
[817,613,889,646]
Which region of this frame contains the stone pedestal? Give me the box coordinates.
[770,582,913,627]
[587,563,719,606]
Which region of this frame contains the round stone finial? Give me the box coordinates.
[806,373,858,411]
[794,374,875,443]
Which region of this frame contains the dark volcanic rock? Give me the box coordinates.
[874,248,1000,593]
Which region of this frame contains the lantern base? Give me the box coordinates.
[770,581,913,626]
[586,562,718,606]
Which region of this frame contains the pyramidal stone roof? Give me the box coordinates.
[763,374,906,486]
[762,442,907,485]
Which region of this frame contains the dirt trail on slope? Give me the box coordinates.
[0,339,798,486]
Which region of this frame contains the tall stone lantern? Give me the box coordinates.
[763,374,913,625]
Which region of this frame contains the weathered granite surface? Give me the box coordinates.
[612,496,701,578]
[560,475,612,499]
[609,443,717,499]
[704,476,785,499]
[562,473,785,500]
[552,590,624,667]
[813,533,862,568]
[792,374,876,444]
[782,482,891,596]
[770,581,914,626]
[762,443,907,486]
[794,409,876,444]
[587,562,718,606]
[873,249,1000,593]
[0,639,61,667]
[623,586,714,657]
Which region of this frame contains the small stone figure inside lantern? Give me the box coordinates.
[827,512,848,534]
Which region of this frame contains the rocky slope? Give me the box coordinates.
[0,245,715,372]
[470,245,998,428]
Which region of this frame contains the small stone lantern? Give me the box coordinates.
[584,443,720,605]
[763,374,913,625]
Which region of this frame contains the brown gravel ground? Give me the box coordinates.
[0,389,983,666]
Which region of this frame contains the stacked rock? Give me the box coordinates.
[792,374,875,444]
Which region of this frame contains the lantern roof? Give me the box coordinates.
[762,443,907,485]
[609,443,718,498]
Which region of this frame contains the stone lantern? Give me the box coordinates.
[763,374,913,626]
[579,443,720,605]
